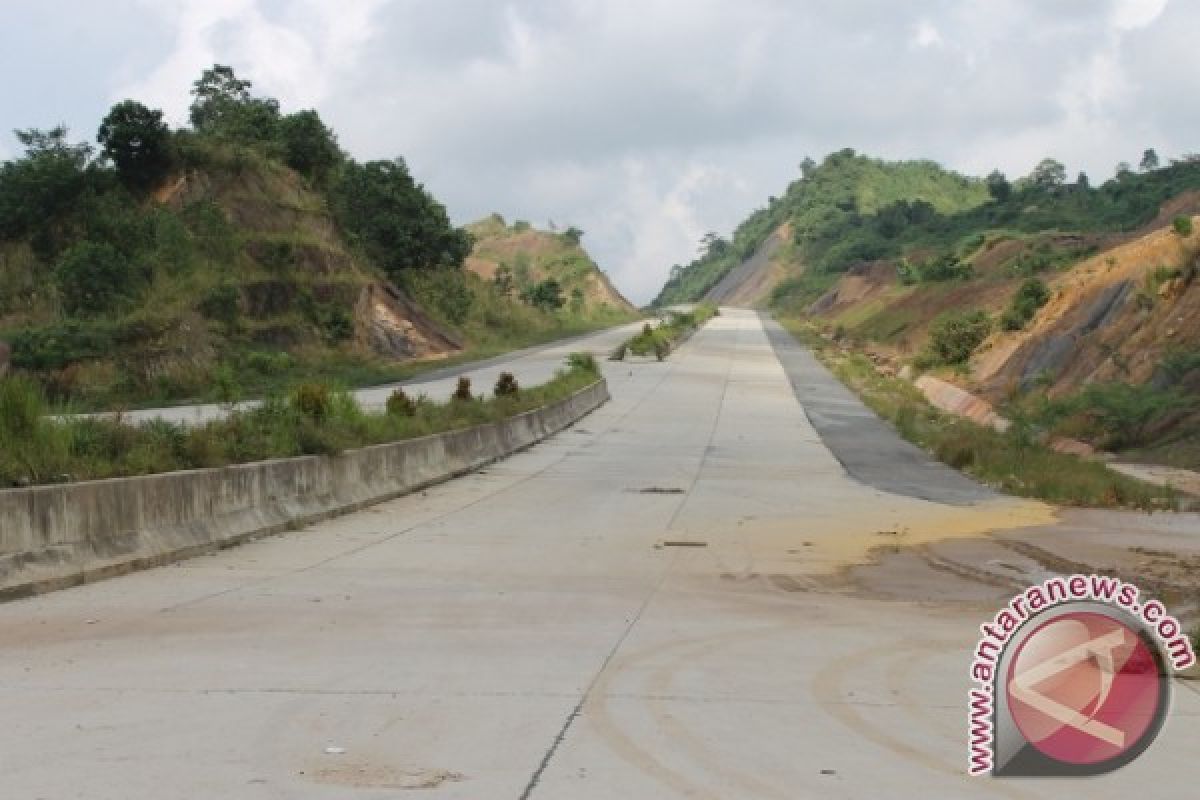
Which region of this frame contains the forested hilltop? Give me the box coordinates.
[659,148,1200,471]
[0,66,633,409]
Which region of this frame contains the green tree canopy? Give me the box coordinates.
[279,110,342,183]
[0,127,93,252]
[329,158,471,278]
[1140,148,1160,171]
[97,100,173,190]
[986,169,1012,202]
[189,64,280,144]
[522,278,564,312]
[1029,158,1067,191]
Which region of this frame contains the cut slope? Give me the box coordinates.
[704,224,791,307]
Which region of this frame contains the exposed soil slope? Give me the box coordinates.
[704,224,791,307]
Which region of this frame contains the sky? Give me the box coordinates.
[2,0,1195,304]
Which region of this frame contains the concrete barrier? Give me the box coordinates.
[0,379,609,601]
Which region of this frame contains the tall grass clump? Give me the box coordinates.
[0,376,72,484]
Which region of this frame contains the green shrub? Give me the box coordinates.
[522,278,565,312]
[1160,349,1200,385]
[1173,216,1194,236]
[212,365,241,406]
[290,382,332,421]
[915,253,973,282]
[566,352,598,373]
[922,310,991,366]
[1001,278,1050,331]
[494,372,519,397]
[1145,265,1181,294]
[243,350,292,375]
[452,376,473,402]
[1037,383,1190,450]
[55,241,145,315]
[198,283,240,325]
[386,388,416,417]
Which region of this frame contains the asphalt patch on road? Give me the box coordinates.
[760,314,997,507]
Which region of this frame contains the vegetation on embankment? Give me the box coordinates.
[610,303,717,361]
[780,320,1179,509]
[0,355,600,488]
[0,65,632,412]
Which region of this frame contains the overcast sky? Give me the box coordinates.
[2,0,1194,303]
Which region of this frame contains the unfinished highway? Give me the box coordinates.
[1,310,1196,798]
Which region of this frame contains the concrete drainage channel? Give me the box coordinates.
[0,379,610,602]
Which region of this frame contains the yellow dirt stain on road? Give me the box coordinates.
[709,498,1058,577]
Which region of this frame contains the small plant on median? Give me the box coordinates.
[566,352,599,373]
[385,388,416,417]
[290,382,333,421]
[494,372,519,398]
[452,376,473,402]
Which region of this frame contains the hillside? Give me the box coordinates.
[464,215,635,315]
[674,148,1200,468]
[653,150,990,307]
[0,66,635,410]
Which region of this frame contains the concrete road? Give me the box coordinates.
[112,321,646,426]
[2,309,1196,798]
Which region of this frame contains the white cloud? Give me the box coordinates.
[1110,0,1169,31]
[912,20,943,49]
[117,0,386,123]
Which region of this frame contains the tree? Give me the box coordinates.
[97,100,172,189]
[699,232,729,259]
[985,169,1012,202]
[0,127,93,253]
[279,110,341,183]
[1115,161,1134,180]
[1029,158,1066,191]
[562,226,583,246]
[522,278,564,312]
[799,157,817,180]
[1075,171,1090,190]
[188,64,280,144]
[569,287,585,315]
[1139,148,1160,171]
[328,158,471,278]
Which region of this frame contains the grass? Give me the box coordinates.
[778,318,1178,509]
[0,355,602,488]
